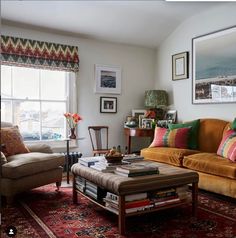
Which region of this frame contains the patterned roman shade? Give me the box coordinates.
[1,35,79,72]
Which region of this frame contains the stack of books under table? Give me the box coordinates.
[103,186,188,214]
[104,192,152,214]
[114,163,159,177]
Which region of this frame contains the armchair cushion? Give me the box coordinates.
[1,126,30,157]
[27,144,53,153]
[2,152,65,179]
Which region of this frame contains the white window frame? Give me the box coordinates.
[1,66,78,150]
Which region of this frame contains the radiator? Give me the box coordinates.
[62,152,82,171]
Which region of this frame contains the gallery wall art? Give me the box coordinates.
[192,26,236,104]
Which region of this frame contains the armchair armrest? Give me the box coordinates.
[27,144,53,153]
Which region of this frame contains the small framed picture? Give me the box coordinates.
[100,97,117,113]
[141,118,155,129]
[172,52,189,81]
[157,120,168,128]
[95,64,121,94]
[132,109,146,118]
[164,110,177,123]
[139,115,145,128]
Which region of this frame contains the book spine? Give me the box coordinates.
[125,204,154,214]
[85,189,97,199]
[79,161,96,167]
[128,170,159,177]
[125,192,147,202]
[125,200,150,209]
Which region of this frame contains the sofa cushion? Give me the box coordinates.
[2,152,65,179]
[1,126,30,157]
[27,144,53,153]
[149,127,191,149]
[217,130,236,162]
[183,153,236,179]
[168,119,200,150]
[141,147,199,167]
[198,119,229,153]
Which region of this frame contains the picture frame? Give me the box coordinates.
[141,118,154,129]
[172,52,189,81]
[164,110,177,123]
[95,64,121,94]
[192,26,236,104]
[100,97,117,113]
[131,109,146,118]
[139,115,145,128]
[131,109,147,127]
[157,120,168,128]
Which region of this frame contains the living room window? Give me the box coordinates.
[1,65,71,142]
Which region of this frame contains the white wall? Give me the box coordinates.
[2,24,156,156]
[155,3,236,122]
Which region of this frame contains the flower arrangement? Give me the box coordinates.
[64,113,82,129]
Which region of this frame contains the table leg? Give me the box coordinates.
[66,140,70,184]
[192,182,198,217]
[118,195,126,235]
[72,175,78,204]
[127,135,131,154]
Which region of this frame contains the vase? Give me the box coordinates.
[69,128,76,139]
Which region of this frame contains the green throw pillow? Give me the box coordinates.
[231,118,236,130]
[168,119,200,150]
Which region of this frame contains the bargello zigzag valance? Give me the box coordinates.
[0,35,79,72]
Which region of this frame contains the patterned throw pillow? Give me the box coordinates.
[1,126,30,157]
[149,127,191,149]
[231,118,236,130]
[217,130,236,162]
[168,119,200,150]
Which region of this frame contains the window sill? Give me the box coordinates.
[25,139,78,152]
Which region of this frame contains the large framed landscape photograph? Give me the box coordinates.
[192,26,236,104]
[95,64,121,94]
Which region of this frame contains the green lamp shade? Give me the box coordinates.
[144,90,168,108]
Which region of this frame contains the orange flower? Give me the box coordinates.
[64,112,72,118]
[64,112,82,129]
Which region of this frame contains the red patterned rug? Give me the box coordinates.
[1,184,236,238]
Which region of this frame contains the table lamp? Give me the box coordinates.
[144,90,168,120]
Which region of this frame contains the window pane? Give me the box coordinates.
[13,101,40,141]
[1,65,12,98]
[12,67,40,99]
[1,100,12,122]
[42,102,66,140]
[41,70,67,100]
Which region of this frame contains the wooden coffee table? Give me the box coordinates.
[71,161,199,235]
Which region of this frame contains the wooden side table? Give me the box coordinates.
[124,127,154,154]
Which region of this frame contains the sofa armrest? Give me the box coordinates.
[27,144,53,153]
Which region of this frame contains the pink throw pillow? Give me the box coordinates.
[149,127,191,149]
[217,130,236,162]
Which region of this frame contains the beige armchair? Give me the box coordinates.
[1,122,65,203]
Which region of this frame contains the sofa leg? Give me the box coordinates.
[56,181,61,191]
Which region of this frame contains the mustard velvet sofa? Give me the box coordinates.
[141,118,236,198]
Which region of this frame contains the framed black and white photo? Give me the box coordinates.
[131,109,146,127]
[141,118,154,129]
[100,97,117,113]
[172,52,189,81]
[95,64,121,94]
[164,110,177,123]
[192,26,236,104]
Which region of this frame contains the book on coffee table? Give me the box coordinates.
[115,163,159,177]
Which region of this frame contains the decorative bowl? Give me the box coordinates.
[105,155,124,164]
